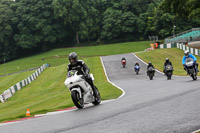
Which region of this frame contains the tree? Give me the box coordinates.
[161,0,200,19]
[53,0,87,44]
[0,0,17,62]
[14,0,66,51]
[101,7,137,41]
[159,0,200,37]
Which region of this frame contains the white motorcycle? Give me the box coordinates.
[64,70,101,109]
[185,58,198,80]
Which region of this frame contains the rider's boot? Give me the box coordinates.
[186,70,189,75]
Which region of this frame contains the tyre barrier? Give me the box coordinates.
[0,63,50,103]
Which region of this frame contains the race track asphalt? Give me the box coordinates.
[1,53,200,133]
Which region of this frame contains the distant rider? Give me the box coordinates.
[135,61,139,66]
[182,50,199,74]
[67,52,96,93]
[147,62,154,75]
[163,58,173,74]
[121,57,126,62]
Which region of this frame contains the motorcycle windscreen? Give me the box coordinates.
[185,58,194,67]
[67,70,78,77]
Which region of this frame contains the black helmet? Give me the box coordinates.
[149,62,152,65]
[184,50,189,57]
[69,52,78,65]
[166,58,169,62]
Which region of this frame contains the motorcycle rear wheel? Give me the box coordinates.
[71,90,84,109]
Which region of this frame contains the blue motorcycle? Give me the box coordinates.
[134,65,140,75]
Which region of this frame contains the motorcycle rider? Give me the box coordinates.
[147,62,154,76]
[134,61,139,66]
[163,58,173,74]
[182,50,199,74]
[121,57,126,62]
[67,52,96,94]
[134,61,140,72]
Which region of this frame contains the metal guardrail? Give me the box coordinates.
[0,64,50,103]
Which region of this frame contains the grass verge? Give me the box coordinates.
[0,70,35,93]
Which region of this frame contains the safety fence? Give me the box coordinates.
[0,64,50,103]
[176,43,200,56]
[157,42,200,57]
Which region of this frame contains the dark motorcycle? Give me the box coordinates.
[185,58,198,80]
[147,66,155,80]
[165,65,173,80]
[122,60,126,68]
[134,65,140,75]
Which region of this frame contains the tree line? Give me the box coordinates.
[0,0,199,63]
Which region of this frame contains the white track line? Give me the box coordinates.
[191,129,200,133]
[132,53,164,75]
[100,57,125,99]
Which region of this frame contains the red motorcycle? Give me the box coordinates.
[121,59,126,68]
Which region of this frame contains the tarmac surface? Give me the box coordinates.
[1,53,200,133]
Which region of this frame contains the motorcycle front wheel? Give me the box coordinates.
[167,71,172,80]
[92,86,101,105]
[136,70,139,75]
[149,73,154,80]
[190,68,197,80]
[192,74,197,80]
[71,90,84,109]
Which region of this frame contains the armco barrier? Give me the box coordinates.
[157,43,177,49]
[157,43,200,57]
[0,63,50,103]
[176,42,200,56]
